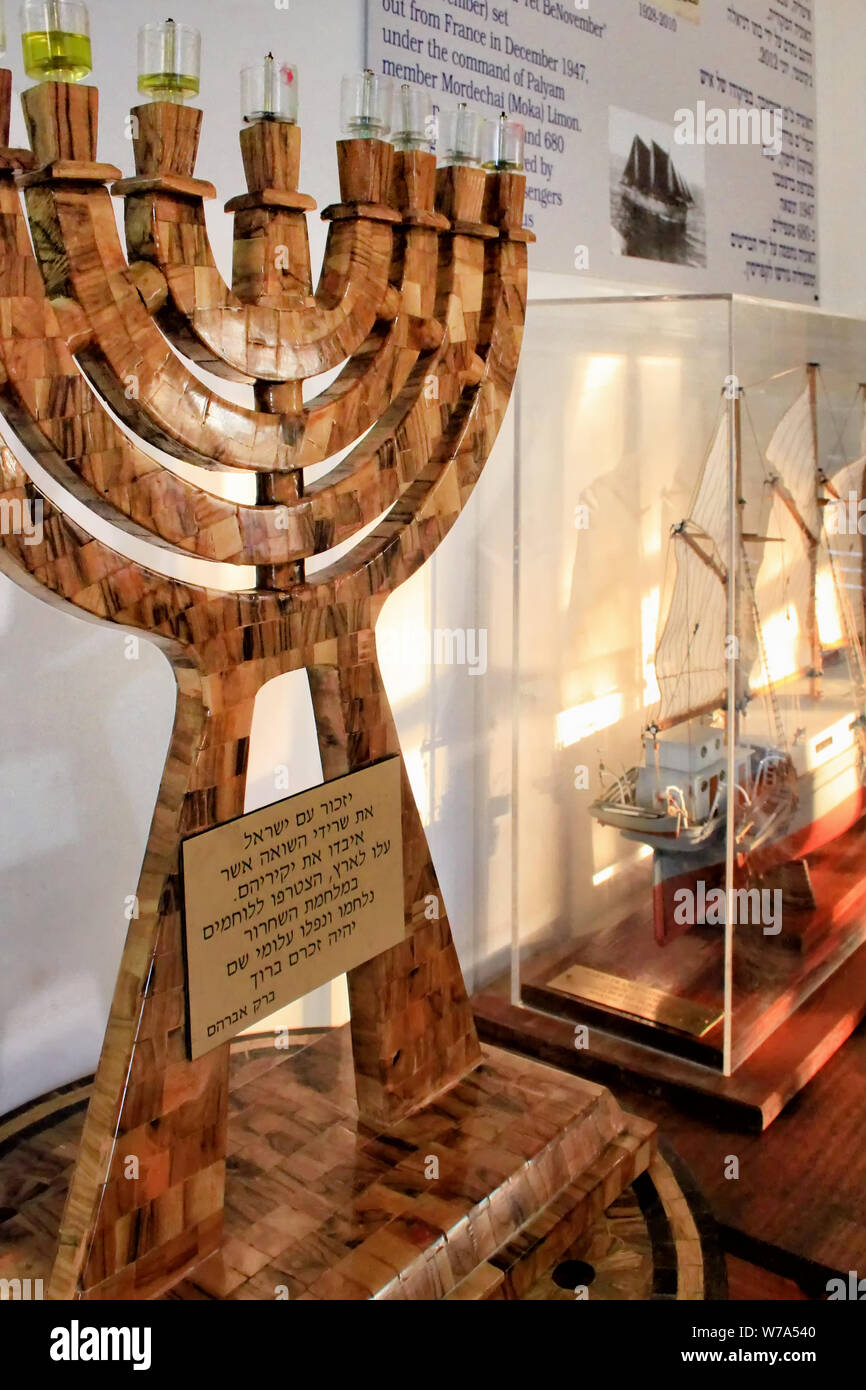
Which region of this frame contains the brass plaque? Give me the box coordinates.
[548,964,723,1038]
[182,758,404,1060]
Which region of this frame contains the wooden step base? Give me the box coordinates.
[445,1145,726,1300]
[522,1150,728,1302]
[473,939,866,1133]
[0,1027,656,1301]
[446,1147,645,1300]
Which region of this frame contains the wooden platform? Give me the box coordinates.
[627,1016,866,1284]
[475,936,866,1132]
[523,1148,727,1301]
[520,812,866,1072]
[0,1028,659,1301]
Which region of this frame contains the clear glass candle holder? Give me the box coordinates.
[391,82,433,152]
[439,103,483,167]
[241,54,298,124]
[21,1,92,83]
[137,19,200,103]
[341,69,392,139]
[482,113,525,171]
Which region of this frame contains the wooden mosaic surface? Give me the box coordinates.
[0,1030,658,1301]
[523,1152,727,1302]
[0,74,606,1305]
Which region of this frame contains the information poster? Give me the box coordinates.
[367,0,818,300]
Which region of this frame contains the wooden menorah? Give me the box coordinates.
[0,70,532,1299]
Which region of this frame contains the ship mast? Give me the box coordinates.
[723,383,742,1077]
[862,383,866,640]
[807,363,823,699]
[730,386,744,748]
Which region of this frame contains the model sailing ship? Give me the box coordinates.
[621,135,694,225]
[591,370,866,944]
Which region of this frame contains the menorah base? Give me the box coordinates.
[0,1027,655,1301]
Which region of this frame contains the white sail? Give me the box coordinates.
[824,455,866,646]
[751,388,819,687]
[766,386,821,540]
[655,416,731,726]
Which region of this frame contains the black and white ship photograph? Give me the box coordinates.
[610,105,707,268]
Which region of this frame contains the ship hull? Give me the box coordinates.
[750,739,866,872]
[621,185,689,225]
[652,841,726,947]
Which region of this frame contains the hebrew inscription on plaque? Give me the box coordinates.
[182,758,404,1059]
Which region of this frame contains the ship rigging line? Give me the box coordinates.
[740,396,796,750]
[743,396,797,632]
[653,401,728,736]
[816,369,862,475]
[744,373,866,749]
[740,534,788,753]
[739,364,803,391]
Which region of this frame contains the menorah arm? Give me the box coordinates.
[302,185,524,571]
[308,226,529,603]
[117,112,453,466]
[22,174,295,473]
[116,115,401,384]
[121,181,398,383]
[22,170,435,490]
[19,166,498,566]
[294,215,446,467]
[0,179,318,566]
[300,182,496,549]
[0,219,523,650]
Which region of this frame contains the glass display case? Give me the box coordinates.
[513,295,866,1075]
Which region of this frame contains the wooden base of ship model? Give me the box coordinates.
[474,934,866,1135]
[474,800,866,1129]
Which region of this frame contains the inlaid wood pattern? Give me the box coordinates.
[0,180,311,565]
[0,1031,658,1301]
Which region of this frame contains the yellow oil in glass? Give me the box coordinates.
[22,30,92,83]
[137,72,200,100]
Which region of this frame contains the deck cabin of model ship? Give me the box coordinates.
[591,367,866,946]
[621,134,694,225]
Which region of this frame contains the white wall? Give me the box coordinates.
[814,0,866,320]
[0,0,862,1113]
